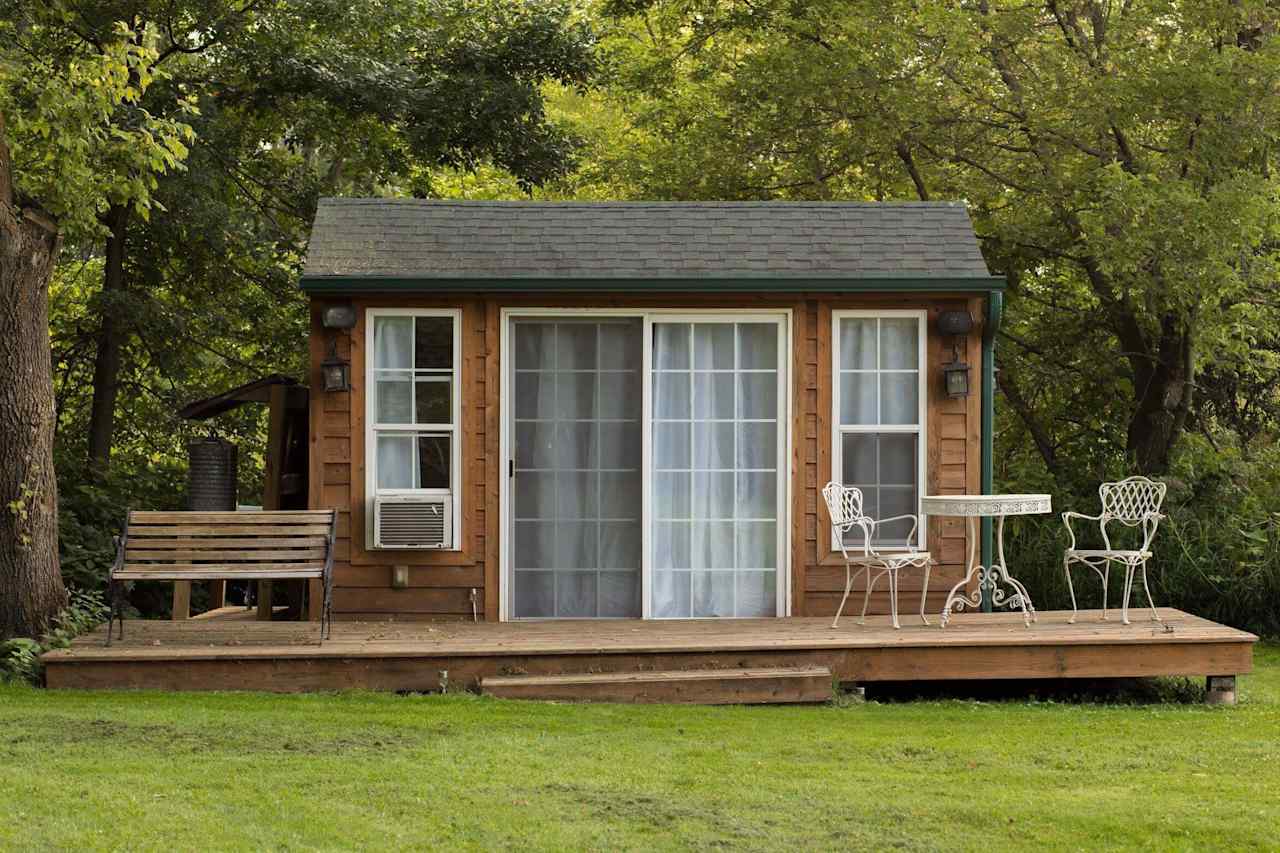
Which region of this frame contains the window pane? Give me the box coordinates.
[693,373,734,420]
[513,570,554,617]
[556,471,598,520]
[599,422,640,470]
[736,571,776,617]
[737,422,776,470]
[415,377,451,424]
[692,422,734,470]
[692,571,734,617]
[376,434,414,489]
[880,434,917,485]
[652,571,690,617]
[839,318,876,370]
[599,371,641,419]
[515,322,555,370]
[693,324,734,370]
[654,422,691,470]
[654,471,690,519]
[598,571,639,617]
[880,318,918,370]
[840,373,877,425]
[841,433,877,485]
[598,321,641,370]
[691,472,733,520]
[557,571,598,616]
[555,423,596,470]
[556,372,597,419]
[738,372,777,420]
[654,371,691,419]
[691,522,735,568]
[556,323,597,370]
[417,435,450,489]
[373,316,412,369]
[736,523,777,570]
[376,377,412,424]
[881,373,919,425]
[736,471,776,519]
[514,371,553,420]
[654,323,690,369]
[737,323,777,369]
[414,316,453,369]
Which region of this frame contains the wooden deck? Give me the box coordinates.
[43,608,1257,696]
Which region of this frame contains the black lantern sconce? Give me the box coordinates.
[936,310,973,399]
[320,303,356,393]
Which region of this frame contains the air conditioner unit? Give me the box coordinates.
[374,495,452,549]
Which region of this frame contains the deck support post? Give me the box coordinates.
[171,581,191,620]
[1205,675,1237,706]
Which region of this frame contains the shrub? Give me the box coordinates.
[0,588,110,685]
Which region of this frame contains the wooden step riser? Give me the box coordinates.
[481,667,833,704]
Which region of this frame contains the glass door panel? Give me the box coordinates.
[650,321,781,618]
[511,319,643,617]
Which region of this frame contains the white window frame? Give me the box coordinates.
[365,307,463,550]
[830,309,928,552]
[498,307,792,621]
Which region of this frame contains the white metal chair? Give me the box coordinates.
[1062,476,1167,625]
[822,481,932,630]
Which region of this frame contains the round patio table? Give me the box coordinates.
[921,494,1052,628]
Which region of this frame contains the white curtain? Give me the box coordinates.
[651,322,778,618]
[512,320,643,618]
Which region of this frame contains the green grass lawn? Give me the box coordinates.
[2,647,1278,852]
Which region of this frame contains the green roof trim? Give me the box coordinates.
[299,275,1007,294]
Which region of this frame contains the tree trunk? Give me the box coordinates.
[0,189,67,640]
[86,203,129,478]
[1125,317,1194,475]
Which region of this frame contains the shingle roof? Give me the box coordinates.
[300,199,997,290]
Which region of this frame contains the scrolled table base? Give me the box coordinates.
[939,516,1038,628]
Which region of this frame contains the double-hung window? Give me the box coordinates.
[367,308,462,548]
[832,310,926,549]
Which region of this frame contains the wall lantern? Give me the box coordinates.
[321,304,357,330]
[936,310,973,399]
[321,339,350,393]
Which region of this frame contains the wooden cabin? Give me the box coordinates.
[299,200,1004,623]
[46,199,1256,700]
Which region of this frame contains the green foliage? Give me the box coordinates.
[0,588,107,684]
[0,10,195,239]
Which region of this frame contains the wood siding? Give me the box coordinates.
[309,293,986,622]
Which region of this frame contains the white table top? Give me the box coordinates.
[921,494,1052,517]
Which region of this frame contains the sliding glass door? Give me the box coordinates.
[510,319,644,617]
[506,312,787,619]
[650,321,783,617]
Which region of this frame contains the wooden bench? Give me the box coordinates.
[107,510,336,645]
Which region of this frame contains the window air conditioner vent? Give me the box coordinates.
[374,495,451,549]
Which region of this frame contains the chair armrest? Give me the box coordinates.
[1061,511,1101,551]
[869,513,920,555]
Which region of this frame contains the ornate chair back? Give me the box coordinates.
[1099,476,1167,526]
[822,481,873,558]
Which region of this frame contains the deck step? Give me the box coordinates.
[479,666,833,705]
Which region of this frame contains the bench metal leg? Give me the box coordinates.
[105,580,125,647]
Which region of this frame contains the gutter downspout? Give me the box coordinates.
[981,290,1003,611]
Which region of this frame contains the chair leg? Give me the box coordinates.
[888,569,901,630]
[918,561,931,626]
[1121,562,1136,625]
[832,563,855,629]
[1064,555,1078,624]
[859,565,876,626]
[1140,561,1160,622]
[1101,564,1110,620]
